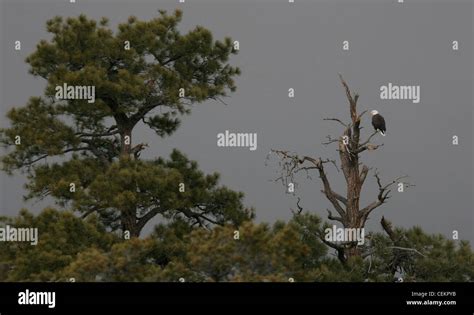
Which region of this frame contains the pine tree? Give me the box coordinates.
[0,11,252,237]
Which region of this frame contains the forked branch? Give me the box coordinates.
[359,171,410,223]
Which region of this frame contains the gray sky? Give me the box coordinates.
[0,0,472,243]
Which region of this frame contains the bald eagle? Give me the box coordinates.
[371,110,386,136]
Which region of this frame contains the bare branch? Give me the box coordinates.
[359,131,379,147]
[290,197,304,215]
[270,149,346,219]
[211,96,229,106]
[357,131,385,154]
[326,208,343,223]
[315,159,346,218]
[357,143,384,154]
[338,74,359,126]
[339,74,355,107]
[322,135,340,146]
[358,109,368,120]
[327,158,341,173]
[322,190,347,206]
[359,171,410,222]
[323,117,348,128]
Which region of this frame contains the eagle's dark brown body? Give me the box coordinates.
[372,113,386,135]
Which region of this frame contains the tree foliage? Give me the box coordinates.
[0,208,117,281]
[0,11,249,236]
[1,209,471,282]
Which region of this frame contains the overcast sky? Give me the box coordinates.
[0,0,472,243]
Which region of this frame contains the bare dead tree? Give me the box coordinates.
[270,75,411,264]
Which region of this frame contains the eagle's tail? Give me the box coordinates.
[379,130,386,136]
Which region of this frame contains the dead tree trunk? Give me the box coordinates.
[271,75,408,264]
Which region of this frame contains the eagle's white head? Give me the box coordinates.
[370,110,379,116]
